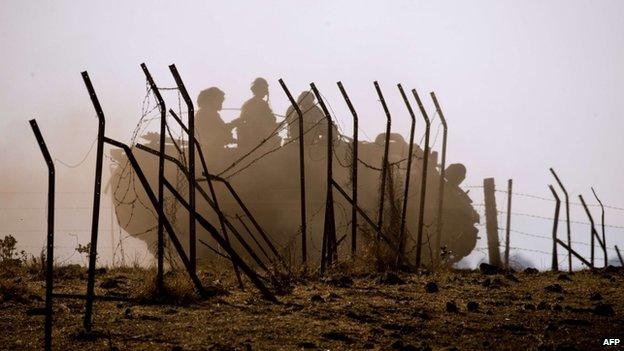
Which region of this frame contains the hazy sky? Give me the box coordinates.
[1,0,623,268]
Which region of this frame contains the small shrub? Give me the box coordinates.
[0,277,33,304]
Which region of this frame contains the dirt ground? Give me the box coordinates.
[1,265,623,351]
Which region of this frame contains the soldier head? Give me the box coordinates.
[251,77,269,99]
[197,87,225,111]
[297,90,315,109]
[445,163,466,187]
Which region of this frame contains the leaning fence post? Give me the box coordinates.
[430,92,448,267]
[29,119,55,351]
[591,187,608,267]
[278,79,307,267]
[311,83,337,274]
[483,178,502,267]
[615,245,624,266]
[337,82,358,257]
[412,89,431,269]
[579,194,605,267]
[81,71,106,332]
[504,179,512,269]
[374,82,392,241]
[548,185,561,271]
[549,168,572,272]
[140,63,166,295]
[169,64,197,274]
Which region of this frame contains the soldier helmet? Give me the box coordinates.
[197,87,225,108]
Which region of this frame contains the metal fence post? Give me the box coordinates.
[311,82,336,274]
[591,187,607,267]
[140,63,166,295]
[169,64,197,274]
[548,185,560,271]
[81,71,106,332]
[396,84,416,265]
[373,82,392,240]
[337,82,359,257]
[549,168,572,272]
[29,119,55,351]
[278,79,307,266]
[430,92,448,267]
[505,179,512,268]
[412,89,431,269]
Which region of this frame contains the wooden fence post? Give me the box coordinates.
[483,178,502,267]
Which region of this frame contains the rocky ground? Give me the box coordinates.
[1,263,623,351]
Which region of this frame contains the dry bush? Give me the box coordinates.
[133,269,227,305]
[0,277,34,304]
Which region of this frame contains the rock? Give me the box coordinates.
[467,301,479,312]
[557,273,572,281]
[537,301,550,310]
[297,341,316,349]
[325,275,354,287]
[424,282,438,293]
[500,323,528,334]
[310,294,325,303]
[26,307,46,316]
[446,301,459,313]
[479,263,503,275]
[593,303,615,316]
[589,292,602,301]
[321,331,352,343]
[544,284,564,293]
[99,277,120,289]
[524,267,539,274]
[377,272,405,285]
[505,273,519,282]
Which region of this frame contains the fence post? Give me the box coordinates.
[81,71,106,332]
[140,63,166,295]
[311,83,336,274]
[396,84,416,265]
[615,245,624,266]
[591,187,608,267]
[337,82,358,258]
[504,179,512,268]
[579,194,605,267]
[483,178,502,267]
[169,64,197,274]
[412,89,431,269]
[29,119,55,351]
[548,185,560,271]
[374,82,392,240]
[430,92,448,267]
[278,79,308,267]
[549,168,572,272]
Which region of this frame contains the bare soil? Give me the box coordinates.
[1,265,623,350]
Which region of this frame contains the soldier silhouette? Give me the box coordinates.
[195,87,234,154]
[231,78,281,151]
[286,90,333,145]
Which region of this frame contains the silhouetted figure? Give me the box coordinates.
[231,78,280,151]
[195,88,233,157]
[286,91,337,145]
